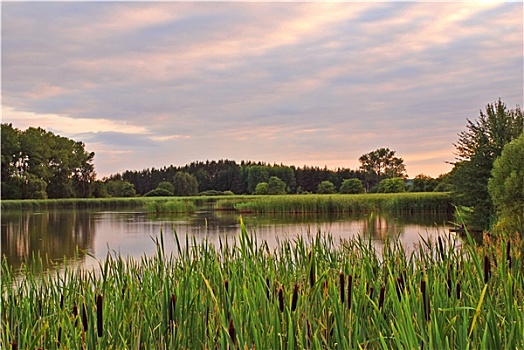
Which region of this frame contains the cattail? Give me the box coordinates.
[224,279,229,294]
[228,318,236,344]
[60,294,64,309]
[121,286,126,300]
[506,241,512,269]
[291,283,299,312]
[309,251,315,288]
[10,342,18,350]
[484,255,491,284]
[378,285,385,310]
[96,294,103,338]
[438,236,445,261]
[81,303,88,332]
[169,293,176,326]
[421,280,430,321]
[72,304,78,327]
[323,280,329,298]
[347,274,353,310]
[278,285,284,312]
[456,282,461,300]
[369,286,374,301]
[339,271,345,304]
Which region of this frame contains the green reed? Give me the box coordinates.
[2,220,522,349]
[218,193,453,214]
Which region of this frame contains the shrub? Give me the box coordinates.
[339,178,365,194]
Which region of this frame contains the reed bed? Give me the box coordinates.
[217,192,453,214]
[2,221,522,349]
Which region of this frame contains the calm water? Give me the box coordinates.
[1,209,454,272]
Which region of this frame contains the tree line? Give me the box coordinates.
[2,99,522,235]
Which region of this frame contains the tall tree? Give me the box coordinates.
[358,148,406,191]
[450,99,523,230]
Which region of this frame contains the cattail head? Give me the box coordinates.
[228,318,236,344]
[224,279,229,294]
[81,303,88,332]
[456,282,461,300]
[438,236,445,261]
[96,294,103,338]
[291,284,299,312]
[278,285,284,312]
[378,285,385,310]
[484,255,491,284]
[323,280,329,298]
[421,280,430,321]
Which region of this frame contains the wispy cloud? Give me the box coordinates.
[2,2,522,178]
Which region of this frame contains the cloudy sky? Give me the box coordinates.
[2,2,523,179]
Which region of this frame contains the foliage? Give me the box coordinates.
[339,178,365,194]
[3,225,522,349]
[255,182,269,195]
[359,148,406,190]
[157,181,175,194]
[488,132,524,235]
[144,188,174,197]
[105,180,137,197]
[317,180,336,194]
[1,123,96,199]
[267,176,287,195]
[410,174,438,192]
[376,177,407,193]
[450,100,523,230]
[172,172,198,196]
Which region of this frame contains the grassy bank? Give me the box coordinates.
[2,193,453,214]
[2,221,522,349]
[216,192,453,214]
[0,197,210,212]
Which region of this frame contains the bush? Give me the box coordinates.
[376,178,407,193]
[255,182,269,195]
[317,180,336,194]
[144,188,174,197]
[339,178,365,194]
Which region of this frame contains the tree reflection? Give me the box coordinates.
[1,209,95,269]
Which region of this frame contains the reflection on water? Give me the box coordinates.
[1,209,453,272]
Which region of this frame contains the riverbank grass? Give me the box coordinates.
[2,220,522,349]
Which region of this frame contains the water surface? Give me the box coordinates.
[1,209,453,272]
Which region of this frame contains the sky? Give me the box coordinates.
[2,1,523,179]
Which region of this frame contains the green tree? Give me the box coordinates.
[450,100,523,230]
[105,180,137,197]
[255,182,269,195]
[376,177,407,193]
[268,176,287,195]
[339,178,365,194]
[247,166,269,194]
[488,132,524,235]
[1,124,96,199]
[410,174,438,192]
[317,180,336,194]
[157,181,175,195]
[173,172,198,196]
[359,148,406,191]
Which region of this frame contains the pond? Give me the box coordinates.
[1,208,454,273]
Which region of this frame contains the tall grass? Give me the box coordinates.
[2,221,522,349]
[217,192,453,214]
